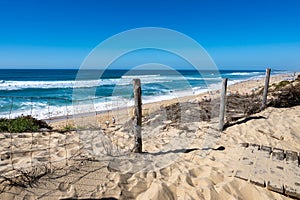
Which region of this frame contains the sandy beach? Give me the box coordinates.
[1,72,300,199]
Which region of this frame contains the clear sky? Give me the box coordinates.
[0,0,299,70]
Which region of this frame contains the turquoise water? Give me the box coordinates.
[0,69,286,119]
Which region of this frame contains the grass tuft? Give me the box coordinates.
[274,80,290,90]
[0,115,52,133]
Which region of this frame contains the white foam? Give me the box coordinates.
[121,74,161,79]
[0,71,224,92]
[0,80,103,91]
[120,74,221,84]
[226,72,261,76]
[0,76,177,91]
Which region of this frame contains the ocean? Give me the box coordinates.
[0,69,287,120]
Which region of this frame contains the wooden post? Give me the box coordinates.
[132,79,142,153]
[219,78,228,131]
[261,68,271,110]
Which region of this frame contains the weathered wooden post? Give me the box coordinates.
[261,68,271,110]
[219,78,228,131]
[132,79,142,153]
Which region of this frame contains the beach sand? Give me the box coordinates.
[0,72,299,199]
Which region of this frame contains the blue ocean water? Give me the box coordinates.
[0,69,286,119]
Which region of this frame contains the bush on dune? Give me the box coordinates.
[0,115,52,133]
[268,79,300,108]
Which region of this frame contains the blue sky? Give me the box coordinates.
[0,0,299,70]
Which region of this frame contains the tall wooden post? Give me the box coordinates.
[261,68,271,110]
[219,78,228,131]
[132,79,142,153]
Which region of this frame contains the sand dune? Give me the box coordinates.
[1,105,298,199]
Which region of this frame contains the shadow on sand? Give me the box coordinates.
[143,146,225,156]
[223,116,266,130]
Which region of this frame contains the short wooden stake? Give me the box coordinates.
[219,78,228,131]
[132,79,142,153]
[261,68,271,110]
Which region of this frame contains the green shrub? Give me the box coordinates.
[0,118,9,132]
[59,124,75,132]
[275,80,290,90]
[0,115,51,133]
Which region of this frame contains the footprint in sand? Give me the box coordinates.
[159,167,172,178]
[147,171,157,179]
[23,194,36,200]
[57,150,66,157]
[188,168,202,178]
[58,181,71,192]
[58,181,77,199]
